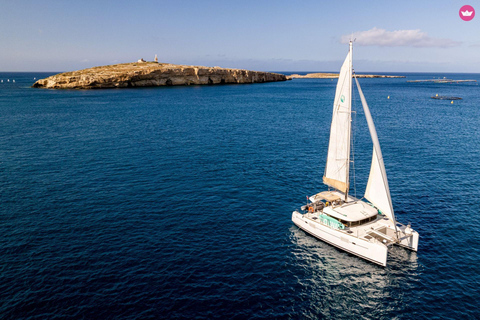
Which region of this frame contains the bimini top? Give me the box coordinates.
[309,191,342,203]
[324,201,378,222]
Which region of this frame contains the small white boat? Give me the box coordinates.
[292,42,419,267]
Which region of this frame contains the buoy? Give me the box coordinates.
[436,94,438,97]
[387,96,390,99]
[12,80,15,83]
[451,101,454,104]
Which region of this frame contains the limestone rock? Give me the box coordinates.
[32,62,287,89]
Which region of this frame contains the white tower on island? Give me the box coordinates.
[154,54,158,62]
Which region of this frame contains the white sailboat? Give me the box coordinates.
[292,41,419,267]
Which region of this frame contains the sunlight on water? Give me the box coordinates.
[289,226,422,319]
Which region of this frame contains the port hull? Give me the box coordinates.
[292,211,389,266]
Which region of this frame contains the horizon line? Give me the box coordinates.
[1,70,480,75]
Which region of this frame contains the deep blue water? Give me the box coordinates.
[1,72,479,319]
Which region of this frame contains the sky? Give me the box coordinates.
[0,0,479,72]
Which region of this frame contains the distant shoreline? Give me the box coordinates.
[287,73,405,79]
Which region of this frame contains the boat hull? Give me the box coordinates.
[292,211,389,266]
[397,229,419,252]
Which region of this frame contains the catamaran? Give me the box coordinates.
[292,41,419,267]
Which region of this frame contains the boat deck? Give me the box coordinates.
[302,210,406,246]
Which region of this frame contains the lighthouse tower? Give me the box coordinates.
[154,54,158,62]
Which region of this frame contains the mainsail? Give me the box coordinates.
[323,43,352,194]
[354,76,397,225]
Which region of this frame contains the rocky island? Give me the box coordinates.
[32,61,287,89]
[287,73,405,79]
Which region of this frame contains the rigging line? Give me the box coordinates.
[351,73,357,199]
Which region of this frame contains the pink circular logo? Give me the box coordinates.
[459,5,475,21]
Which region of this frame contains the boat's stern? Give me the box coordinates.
[396,224,419,252]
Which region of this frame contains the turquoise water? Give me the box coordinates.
[1,72,479,319]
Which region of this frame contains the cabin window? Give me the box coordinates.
[349,216,376,227]
[322,213,376,228]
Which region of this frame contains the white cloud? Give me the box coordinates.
[341,27,461,48]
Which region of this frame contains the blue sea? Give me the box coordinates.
[1,71,479,319]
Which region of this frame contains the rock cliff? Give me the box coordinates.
[32,62,287,89]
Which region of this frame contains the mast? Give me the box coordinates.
[345,41,353,201]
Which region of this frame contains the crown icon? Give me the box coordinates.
[461,10,473,16]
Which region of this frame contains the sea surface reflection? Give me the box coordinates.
[289,226,421,319]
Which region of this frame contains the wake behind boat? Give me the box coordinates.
[292,42,419,267]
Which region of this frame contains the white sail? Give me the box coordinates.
[354,77,397,225]
[365,148,395,220]
[323,43,352,193]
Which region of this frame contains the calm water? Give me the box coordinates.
[1,72,479,319]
